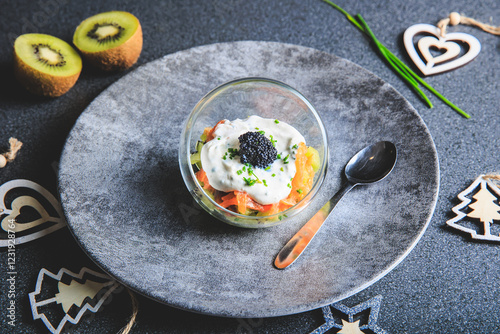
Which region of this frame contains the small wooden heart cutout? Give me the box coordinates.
[1,196,54,233]
[0,179,66,247]
[418,36,461,65]
[404,23,481,76]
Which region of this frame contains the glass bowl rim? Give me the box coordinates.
[180,76,329,222]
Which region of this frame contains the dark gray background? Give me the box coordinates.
[0,0,499,333]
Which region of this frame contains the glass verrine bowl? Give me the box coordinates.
[179,77,328,228]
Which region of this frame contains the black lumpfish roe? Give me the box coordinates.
[238,131,277,168]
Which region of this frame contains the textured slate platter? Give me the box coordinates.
[58,41,439,318]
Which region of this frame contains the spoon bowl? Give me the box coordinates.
[345,141,397,184]
[275,141,398,269]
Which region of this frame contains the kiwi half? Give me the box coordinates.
[73,11,142,71]
[13,34,82,97]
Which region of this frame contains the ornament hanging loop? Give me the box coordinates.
[0,137,23,168]
[437,12,500,37]
[483,174,500,186]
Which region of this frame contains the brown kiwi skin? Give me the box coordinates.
[78,22,142,71]
[13,51,81,97]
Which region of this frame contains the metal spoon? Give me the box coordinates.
[274,141,397,269]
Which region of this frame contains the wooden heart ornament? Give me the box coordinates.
[403,24,481,76]
[0,179,67,247]
[2,196,54,232]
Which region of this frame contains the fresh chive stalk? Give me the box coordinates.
[322,0,470,118]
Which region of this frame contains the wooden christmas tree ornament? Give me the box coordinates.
[446,175,500,241]
[29,267,120,334]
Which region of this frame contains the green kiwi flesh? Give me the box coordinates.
[73,11,140,53]
[14,34,82,76]
[13,33,82,97]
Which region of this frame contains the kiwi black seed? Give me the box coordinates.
[13,34,82,97]
[73,11,142,71]
[87,22,125,44]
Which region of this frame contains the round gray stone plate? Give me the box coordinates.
[58,41,439,318]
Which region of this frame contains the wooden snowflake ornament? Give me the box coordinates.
[446,175,500,241]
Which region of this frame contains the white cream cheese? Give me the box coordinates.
[200,115,305,205]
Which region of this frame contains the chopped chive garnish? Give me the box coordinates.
[242,164,261,182]
[263,179,268,187]
[217,137,221,140]
[228,148,239,159]
[269,135,277,147]
[279,215,283,220]
[287,183,292,188]
[280,167,284,171]
[292,144,298,149]
[258,130,265,135]
[272,173,276,177]
[237,170,243,175]
[255,127,259,130]
[250,170,261,182]
[277,153,282,159]
[265,166,271,171]
[243,177,257,186]
[297,189,303,194]
[274,119,279,124]
[283,154,290,162]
